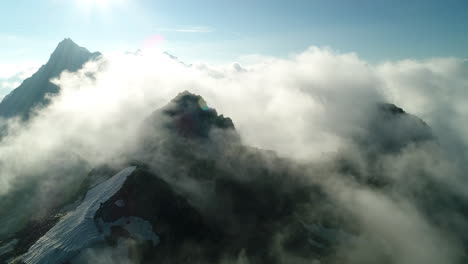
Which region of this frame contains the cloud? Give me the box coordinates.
[0,62,39,99]
[157,26,215,33]
[0,46,467,263]
[327,179,462,264]
[378,58,468,160]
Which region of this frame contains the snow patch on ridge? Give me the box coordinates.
[22,166,137,264]
[97,216,159,246]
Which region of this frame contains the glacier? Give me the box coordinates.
[21,166,158,264]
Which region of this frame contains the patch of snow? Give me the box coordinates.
[89,174,112,189]
[22,166,137,264]
[97,216,159,246]
[114,199,125,208]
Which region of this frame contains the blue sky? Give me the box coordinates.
[1,0,467,65]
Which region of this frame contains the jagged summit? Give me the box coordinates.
[58,37,75,45]
[148,91,235,139]
[52,38,100,58]
[357,102,434,154]
[56,38,77,49]
[45,38,101,79]
[0,39,101,119]
[379,103,406,115]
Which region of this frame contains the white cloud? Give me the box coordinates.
[0,62,39,98]
[0,62,39,79]
[1,46,466,194]
[378,58,468,162]
[0,46,467,263]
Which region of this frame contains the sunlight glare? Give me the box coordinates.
[76,0,113,10]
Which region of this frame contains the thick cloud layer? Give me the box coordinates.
[0,46,467,263]
[379,58,468,162]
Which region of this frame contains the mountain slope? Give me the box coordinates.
[0,40,467,264]
[0,39,100,119]
[1,90,466,264]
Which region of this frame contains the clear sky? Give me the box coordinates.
[1,0,467,65]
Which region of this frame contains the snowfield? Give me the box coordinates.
[22,166,159,264]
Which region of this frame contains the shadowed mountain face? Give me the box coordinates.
[149,91,236,139]
[1,90,455,264]
[0,38,101,120]
[363,103,433,153]
[0,91,330,264]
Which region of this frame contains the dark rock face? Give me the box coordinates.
[1,91,339,263]
[94,168,221,263]
[129,93,337,263]
[90,160,330,264]
[359,103,433,154]
[147,91,236,139]
[337,103,435,188]
[0,38,101,119]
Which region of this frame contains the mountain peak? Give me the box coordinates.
[171,90,211,111]
[165,91,235,137]
[58,37,76,46]
[54,38,81,52]
[49,38,100,63]
[0,39,101,119]
[145,91,236,140]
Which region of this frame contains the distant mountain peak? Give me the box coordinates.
[0,39,101,119]
[53,38,81,54]
[58,37,76,46]
[49,38,101,64]
[53,38,82,53]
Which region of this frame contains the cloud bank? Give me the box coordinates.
[0,46,467,263]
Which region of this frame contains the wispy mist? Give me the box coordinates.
[0,46,467,263]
